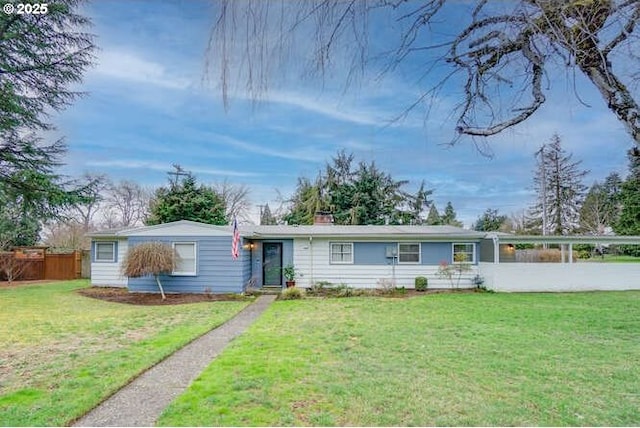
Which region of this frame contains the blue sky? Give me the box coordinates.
[53,0,634,227]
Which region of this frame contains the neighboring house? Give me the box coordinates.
[88,220,485,293]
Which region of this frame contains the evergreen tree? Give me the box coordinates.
[283,151,429,225]
[441,202,463,227]
[425,205,442,225]
[614,149,640,236]
[0,1,95,248]
[260,203,277,225]
[473,208,508,232]
[530,134,588,235]
[403,180,433,225]
[580,176,621,235]
[147,169,227,225]
[282,176,324,225]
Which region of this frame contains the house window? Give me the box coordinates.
[95,242,116,262]
[330,242,353,264]
[173,242,196,275]
[398,243,420,263]
[453,243,475,263]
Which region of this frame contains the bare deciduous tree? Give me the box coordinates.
[105,180,150,228]
[213,179,252,222]
[68,173,110,231]
[209,0,640,145]
[42,221,89,251]
[0,252,33,283]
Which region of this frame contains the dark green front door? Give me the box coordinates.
[263,242,283,286]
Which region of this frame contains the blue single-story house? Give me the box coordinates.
[88,220,488,293]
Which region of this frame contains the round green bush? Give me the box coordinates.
[415,276,428,291]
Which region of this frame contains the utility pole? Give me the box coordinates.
[167,164,189,188]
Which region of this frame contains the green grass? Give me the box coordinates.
[159,292,640,426]
[0,280,251,426]
[583,254,640,262]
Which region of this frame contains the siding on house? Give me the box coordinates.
[293,238,478,289]
[90,238,128,287]
[126,235,249,294]
[351,241,468,265]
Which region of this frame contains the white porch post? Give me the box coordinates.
[491,234,499,264]
[569,243,573,264]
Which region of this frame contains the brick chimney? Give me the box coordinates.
[313,212,334,225]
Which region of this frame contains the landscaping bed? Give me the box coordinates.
[77,286,251,305]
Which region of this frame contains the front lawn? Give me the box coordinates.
[159,292,640,426]
[0,280,251,426]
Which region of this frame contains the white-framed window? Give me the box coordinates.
[453,243,475,263]
[173,242,197,275]
[398,243,420,263]
[330,242,353,264]
[95,242,116,262]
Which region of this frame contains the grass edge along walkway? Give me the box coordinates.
[72,294,276,427]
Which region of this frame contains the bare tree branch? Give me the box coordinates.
[208,0,640,146]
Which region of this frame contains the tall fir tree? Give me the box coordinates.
[614,149,640,236]
[473,208,508,231]
[530,134,588,235]
[282,150,430,225]
[441,202,463,227]
[0,1,96,248]
[260,203,277,225]
[147,168,227,225]
[425,205,442,225]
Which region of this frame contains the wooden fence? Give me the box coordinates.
[1,248,83,282]
[45,252,82,280]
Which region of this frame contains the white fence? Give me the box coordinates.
[479,262,640,292]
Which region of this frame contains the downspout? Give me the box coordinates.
[309,236,313,286]
[490,233,499,264]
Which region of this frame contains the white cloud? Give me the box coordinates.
[86,160,262,178]
[216,134,333,163]
[92,49,191,90]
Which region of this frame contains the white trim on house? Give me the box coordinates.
[95,241,116,262]
[398,242,420,264]
[329,242,354,264]
[172,242,197,276]
[453,242,475,264]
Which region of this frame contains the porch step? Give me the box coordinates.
[260,286,283,294]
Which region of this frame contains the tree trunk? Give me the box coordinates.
[154,274,166,300]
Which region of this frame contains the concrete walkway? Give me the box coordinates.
[73,294,276,427]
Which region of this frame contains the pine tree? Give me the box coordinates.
[260,203,277,225]
[473,208,508,232]
[441,202,463,227]
[147,169,227,225]
[425,205,442,225]
[530,134,588,235]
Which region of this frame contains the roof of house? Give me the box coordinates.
[87,220,486,240]
[87,220,640,243]
[245,224,486,239]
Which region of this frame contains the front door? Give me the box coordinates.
[263,242,283,286]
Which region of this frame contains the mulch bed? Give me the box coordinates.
[77,287,249,306]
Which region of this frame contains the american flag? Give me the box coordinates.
[231,217,240,260]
